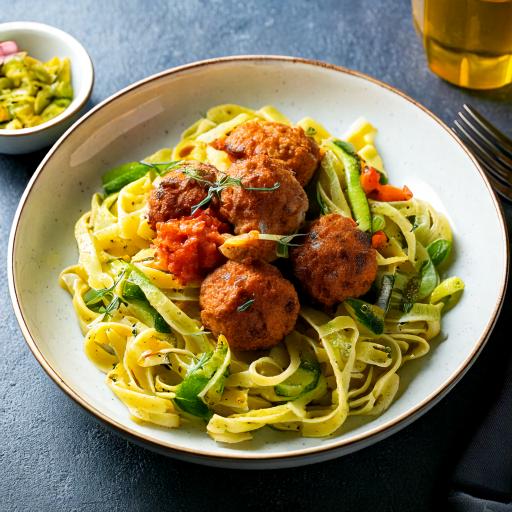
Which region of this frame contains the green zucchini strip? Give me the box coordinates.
[118,262,211,352]
[174,336,230,419]
[102,161,178,194]
[328,139,372,232]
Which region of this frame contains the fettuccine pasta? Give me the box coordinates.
[60,104,464,443]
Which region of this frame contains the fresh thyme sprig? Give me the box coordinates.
[83,271,124,306]
[237,298,255,313]
[100,295,122,318]
[276,233,307,258]
[182,168,280,214]
[138,160,181,176]
[84,271,126,320]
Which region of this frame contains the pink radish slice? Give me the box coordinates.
[0,41,20,64]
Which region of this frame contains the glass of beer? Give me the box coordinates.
[412,0,512,89]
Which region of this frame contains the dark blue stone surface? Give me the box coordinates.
[1,1,511,511]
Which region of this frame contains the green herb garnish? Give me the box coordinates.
[84,271,124,306]
[84,271,125,320]
[138,160,181,176]
[101,161,181,194]
[183,169,280,214]
[427,239,452,267]
[237,298,255,312]
[100,295,121,318]
[276,233,307,258]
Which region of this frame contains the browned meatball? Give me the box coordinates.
[216,121,321,186]
[291,214,378,306]
[219,155,308,236]
[147,161,217,230]
[200,260,299,350]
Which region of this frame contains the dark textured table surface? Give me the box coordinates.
[1,1,511,511]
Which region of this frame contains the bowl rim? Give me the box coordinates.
[0,21,94,137]
[8,55,509,463]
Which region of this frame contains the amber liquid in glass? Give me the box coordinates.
[412,0,512,89]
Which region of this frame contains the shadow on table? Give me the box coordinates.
[0,149,49,204]
[434,284,512,510]
[0,97,97,189]
[460,83,512,104]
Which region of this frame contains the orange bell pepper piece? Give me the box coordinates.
[370,185,413,202]
[371,230,388,249]
[360,165,413,202]
[360,165,381,195]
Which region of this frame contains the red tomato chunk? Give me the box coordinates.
[154,210,229,285]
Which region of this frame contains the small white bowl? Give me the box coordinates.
[0,21,94,154]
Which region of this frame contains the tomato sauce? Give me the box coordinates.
[154,210,229,284]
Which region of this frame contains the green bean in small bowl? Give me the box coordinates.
[0,21,93,154]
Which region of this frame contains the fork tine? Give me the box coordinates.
[458,111,512,171]
[476,159,512,202]
[462,104,512,159]
[453,122,512,202]
[453,120,512,183]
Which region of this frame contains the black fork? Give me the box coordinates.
[453,104,512,202]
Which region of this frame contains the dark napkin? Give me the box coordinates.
[448,324,512,511]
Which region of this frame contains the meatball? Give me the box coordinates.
[147,161,217,230]
[216,121,320,186]
[291,214,378,306]
[200,260,300,350]
[219,155,308,236]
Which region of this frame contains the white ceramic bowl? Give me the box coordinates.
[8,57,508,468]
[0,21,93,154]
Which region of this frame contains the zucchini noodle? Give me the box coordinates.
[60,103,464,443]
